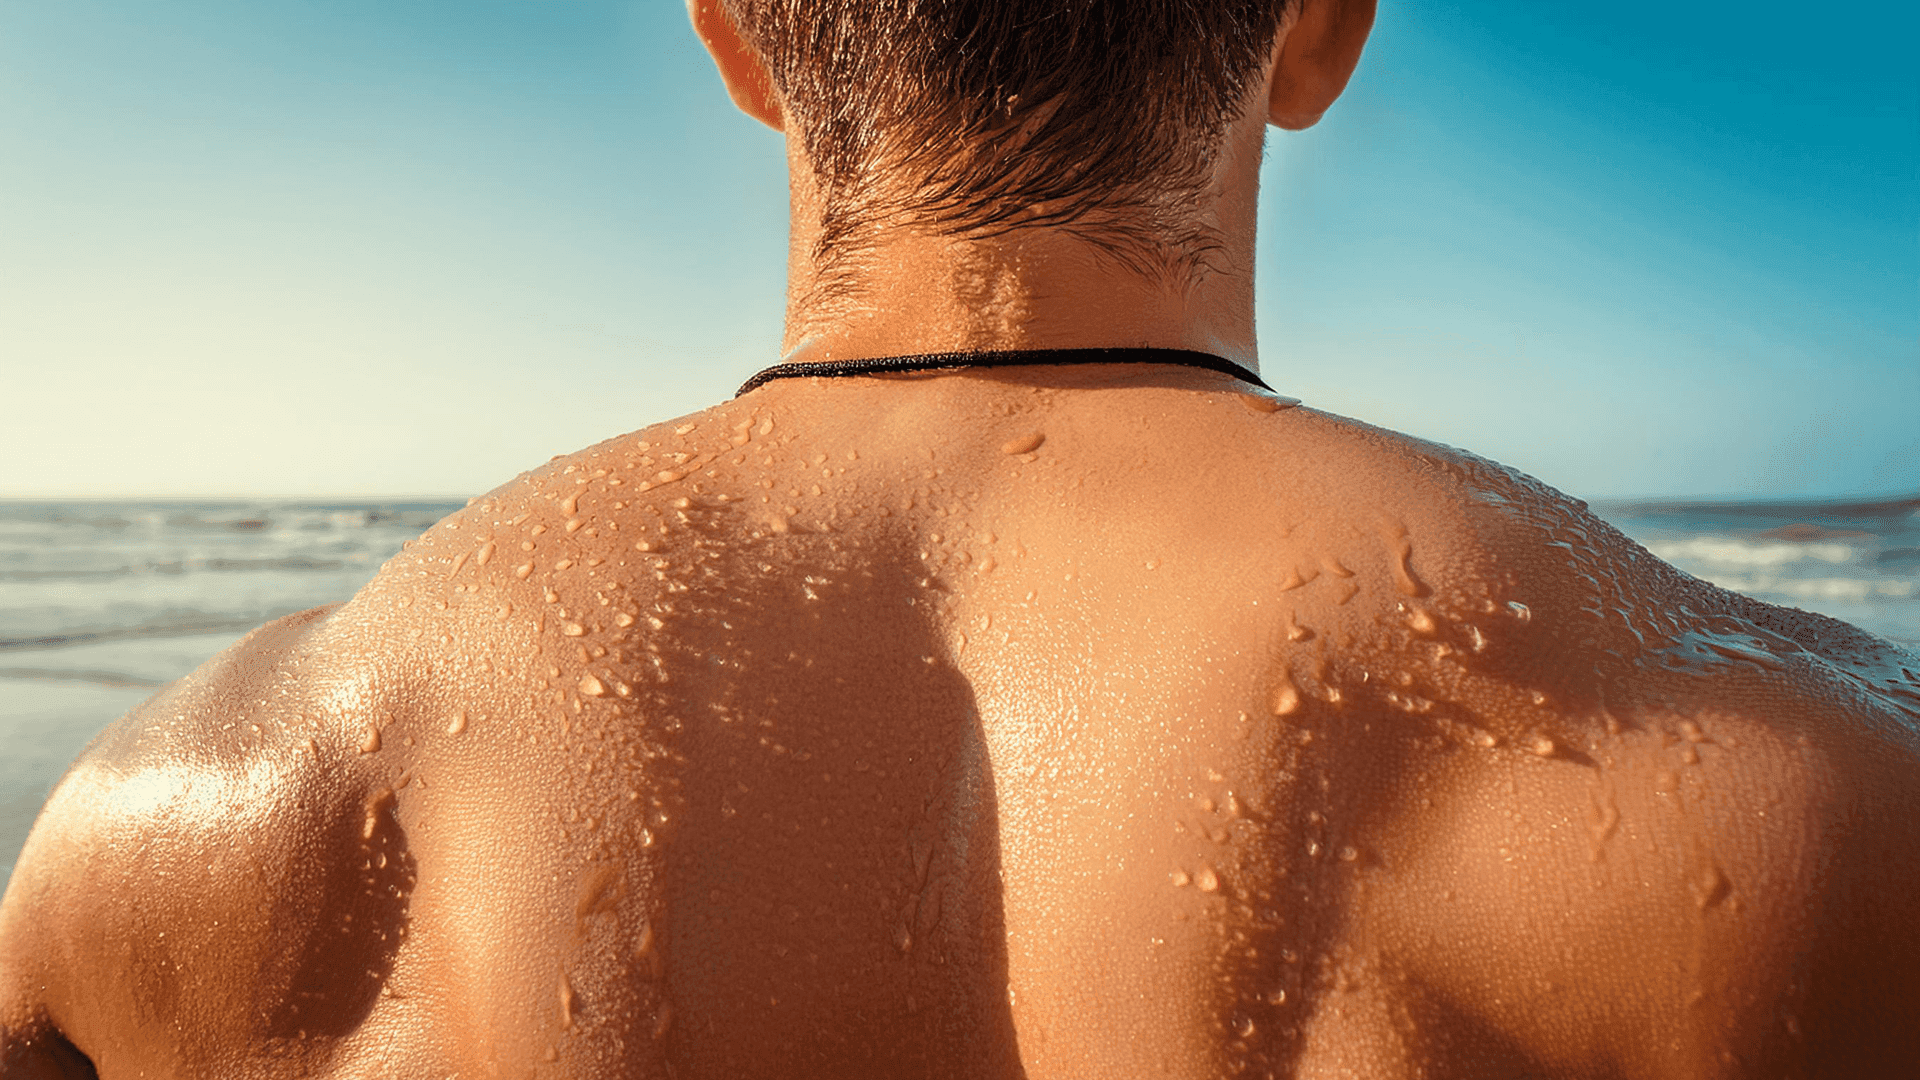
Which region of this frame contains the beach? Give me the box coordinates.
[2,493,1914,883]
[0,499,459,882]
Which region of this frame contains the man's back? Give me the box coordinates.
[6,365,1917,1077]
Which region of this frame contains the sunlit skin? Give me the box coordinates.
[4,1,1919,1076]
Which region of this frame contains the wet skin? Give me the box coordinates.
[3,364,1918,1078]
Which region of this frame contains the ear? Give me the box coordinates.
[688,0,784,132]
[1267,0,1376,130]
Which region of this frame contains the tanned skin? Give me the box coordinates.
[4,1,1917,1076]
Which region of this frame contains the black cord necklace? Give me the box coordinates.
[736,346,1272,397]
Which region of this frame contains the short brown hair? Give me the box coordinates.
[723,0,1298,282]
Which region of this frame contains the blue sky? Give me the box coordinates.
[1,0,1913,500]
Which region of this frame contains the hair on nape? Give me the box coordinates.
[724,0,1301,290]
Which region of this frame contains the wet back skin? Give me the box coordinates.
[4,365,1919,1079]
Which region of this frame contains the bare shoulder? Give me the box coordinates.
[0,603,412,1076]
[1271,415,1920,1073]
[1274,409,1919,748]
[0,416,742,1078]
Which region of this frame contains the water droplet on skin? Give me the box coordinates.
[362,787,396,840]
[1238,391,1301,413]
[1000,432,1045,455]
[562,622,586,637]
[360,725,382,754]
[560,974,578,1028]
[1507,600,1533,622]
[1387,533,1427,596]
[449,550,470,575]
[1695,865,1731,909]
[652,1003,673,1040]
[447,712,467,736]
[1587,796,1619,860]
[1680,719,1707,743]
[892,922,914,954]
[1337,845,1359,863]
[1270,674,1302,716]
[1405,608,1437,635]
[515,562,534,579]
[614,611,635,627]
[1172,870,1191,887]
[580,674,607,697]
[1196,866,1221,892]
[1265,988,1288,1006]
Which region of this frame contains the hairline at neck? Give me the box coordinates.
[776,101,1272,373]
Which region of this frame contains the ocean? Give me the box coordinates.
[2,494,1916,882]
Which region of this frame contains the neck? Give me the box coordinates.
[776,110,1268,373]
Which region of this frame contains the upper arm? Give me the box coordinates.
[0,606,385,1077]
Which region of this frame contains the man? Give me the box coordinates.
[4,0,1917,1075]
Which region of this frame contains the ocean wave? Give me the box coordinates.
[165,514,272,532]
[1648,537,1859,568]
[1604,494,1920,521]
[0,567,137,582]
[0,613,275,653]
[0,666,166,688]
[0,554,361,582]
[202,556,348,572]
[1688,573,1917,603]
